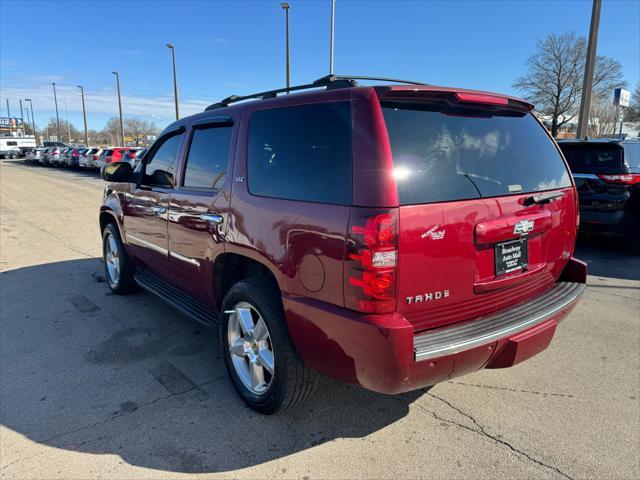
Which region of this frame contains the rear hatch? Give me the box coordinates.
[559,141,640,220]
[380,91,577,331]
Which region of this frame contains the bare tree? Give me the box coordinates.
[588,94,619,137]
[100,117,122,145]
[124,117,158,146]
[44,117,81,143]
[514,32,626,137]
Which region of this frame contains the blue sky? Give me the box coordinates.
[1,0,638,132]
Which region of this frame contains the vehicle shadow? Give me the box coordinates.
[574,233,640,281]
[0,259,422,474]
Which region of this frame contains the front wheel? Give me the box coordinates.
[102,223,138,294]
[220,278,317,414]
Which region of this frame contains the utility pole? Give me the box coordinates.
[576,0,602,139]
[77,85,89,146]
[329,0,335,75]
[19,99,24,121]
[166,44,180,120]
[112,71,125,146]
[52,82,61,141]
[6,99,10,117]
[281,3,290,89]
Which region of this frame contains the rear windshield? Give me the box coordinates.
[559,143,626,173]
[382,101,571,205]
[102,149,113,155]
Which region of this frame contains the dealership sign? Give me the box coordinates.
[613,88,630,108]
[0,117,24,128]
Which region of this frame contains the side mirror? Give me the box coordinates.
[101,162,133,182]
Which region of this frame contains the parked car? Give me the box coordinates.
[58,147,72,166]
[80,148,98,168]
[97,147,137,170]
[29,148,42,162]
[43,141,66,148]
[133,148,147,167]
[99,75,586,414]
[39,147,50,164]
[558,139,640,253]
[65,147,85,167]
[48,146,62,165]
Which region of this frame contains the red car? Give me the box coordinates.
[99,75,586,414]
[98,147,139,169]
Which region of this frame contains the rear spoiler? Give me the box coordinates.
[375,87,534,112]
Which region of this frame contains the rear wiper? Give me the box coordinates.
[523,191,565,206]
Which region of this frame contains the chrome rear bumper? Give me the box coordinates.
[414,281,585,361]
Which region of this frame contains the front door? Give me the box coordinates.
[123,129,186,280]
[168,119,234,306]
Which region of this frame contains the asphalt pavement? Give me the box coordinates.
[1,159,638,479]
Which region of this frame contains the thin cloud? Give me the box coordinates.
[1,84,210,120]
[123,50,142,56]
[25,74,64,83]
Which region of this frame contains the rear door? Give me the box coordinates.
[168,117,235,305]
[380,96,577,331]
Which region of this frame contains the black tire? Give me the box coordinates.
[220,277,317,414]
[102,223,138,294]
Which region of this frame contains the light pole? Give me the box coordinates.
[111,71,125,146]
[52,82,61,141]
[329,0,335,75]
[25,98,36,142]
[151,115,163,131]
[64,93,81,144]
[76,85,89,146]
[576,0,602,139]
[166,43,180,120]
[281,3,290,89]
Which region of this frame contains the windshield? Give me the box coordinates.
[382,101,571,205]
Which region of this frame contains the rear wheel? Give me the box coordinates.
[220,278,317,414]
[102,223,138,294]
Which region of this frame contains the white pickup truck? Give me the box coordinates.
[0,136,36,158]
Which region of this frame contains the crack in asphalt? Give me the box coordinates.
[416,391,574,480]
[450,380,574,399]
[0,376,227,471]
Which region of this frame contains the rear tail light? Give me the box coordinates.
[344,208,398,313]
[93,155,99,160]
[597,174,640,185]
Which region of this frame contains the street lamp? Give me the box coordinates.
[64,93,81,144]
[151,115,163,131]
[76,85,89,146]
[24,98,36,143]
[281,3,290,90]
[166,43,180,120]
[111,71,125,146]
[52,82,61,141]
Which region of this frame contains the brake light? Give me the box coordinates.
[93,155,99,160]
[455,92,509,106]
[345,209,398,313]
[597,174,640,185]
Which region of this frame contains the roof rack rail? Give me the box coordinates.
[204,74,427,111]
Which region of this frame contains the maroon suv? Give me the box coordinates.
[99,75,586,414]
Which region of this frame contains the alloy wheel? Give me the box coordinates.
[104,232,121,287]
[226,302,275,395]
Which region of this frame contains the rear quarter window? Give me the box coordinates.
[382,101,572,205]
[247,102,352,205]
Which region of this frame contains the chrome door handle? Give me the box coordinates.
[199,213,224,224]
[152,206,167,216]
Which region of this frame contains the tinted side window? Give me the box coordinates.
[247,102,352,205]
[183,126,232,189]
[623,143,640,172]
[382,102,571,205]
[141,134,183,188]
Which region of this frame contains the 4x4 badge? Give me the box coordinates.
[514,219,535,235]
